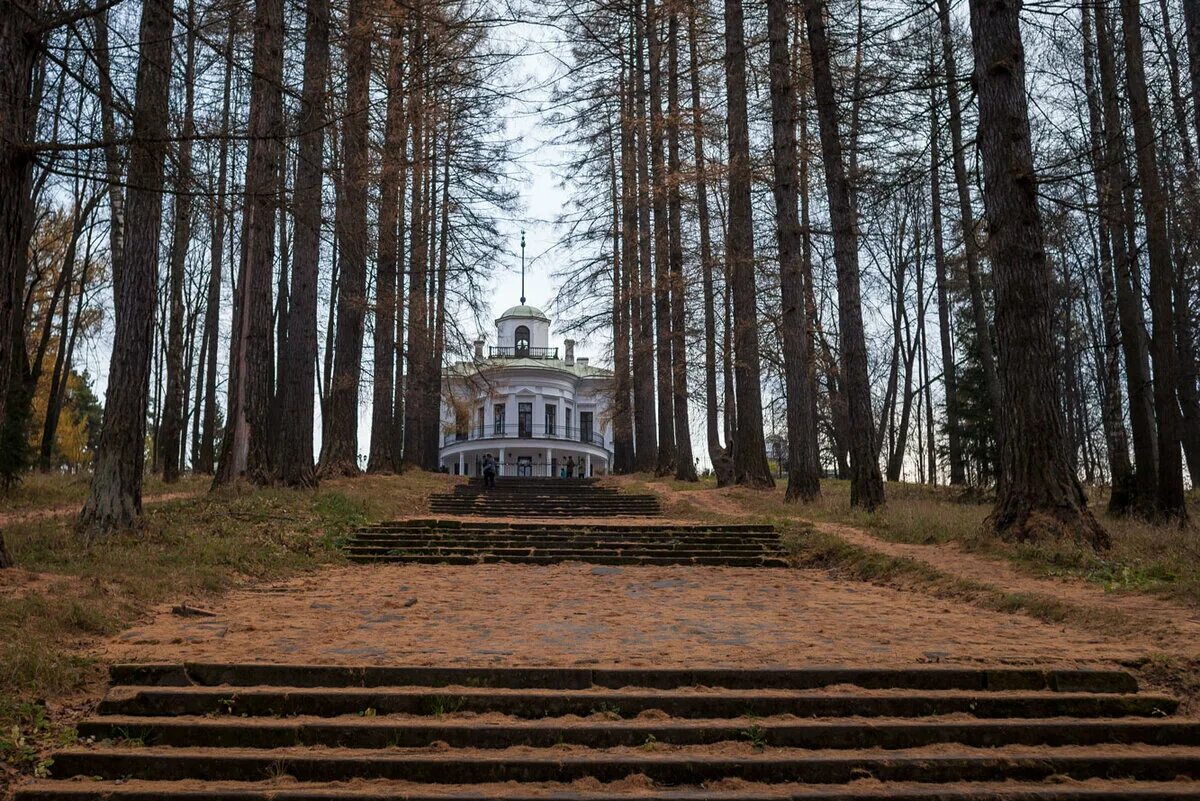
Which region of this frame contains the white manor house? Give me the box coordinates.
[438,302,614,478]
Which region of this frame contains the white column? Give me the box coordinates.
[459,452,465,476]
[586,453,592,477]
[547,448,553,477]
[498,447,505,476]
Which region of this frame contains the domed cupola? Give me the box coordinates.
[495,303,552,358]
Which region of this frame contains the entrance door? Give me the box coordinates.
[580,411,593,443]
[517,456,533,476]
[518,402,533,438]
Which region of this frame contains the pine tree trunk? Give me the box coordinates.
[632,0,658,473]
[1079,0,1136,511]
[666,7,697,482]
[1117,0,1188,519]
[160,0,197,484]
[369,29,406,474]
[768,0,819,500]
[1092,0,1158,509]
[967,0,1107,548]
[0,11,38,482]
[613,67,636,474]
[935,0,1005,475]
[214,0,283,487]
[686,5,732,485]
[647,0,676,476]
[79,0,173,535]
[0,530,12,569]
[803,0,882,508]
[929,72,965,485]
[1186,0,1200,151]
[321,0,370,477]
[724,0,774,488]
[402,22,431,469]
[275,0,328,487]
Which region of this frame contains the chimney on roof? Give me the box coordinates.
[474,339,484,359]
[577,357,589,369]
[564,339,575,366]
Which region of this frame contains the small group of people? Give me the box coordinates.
[477,454,586,488]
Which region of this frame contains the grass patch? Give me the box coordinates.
[0,473,210,517]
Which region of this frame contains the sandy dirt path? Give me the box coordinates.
[105,562,1142,668]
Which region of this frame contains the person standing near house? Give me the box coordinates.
[482,453,497,489]
[566,456,576,478]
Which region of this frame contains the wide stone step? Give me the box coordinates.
[95,687,1177,719]
[18,781,1200,800]
[361,522,775,533]
[345,541,779,553]
[348,534,780,546]
[106,664,1141,692]
[345,547,779,560]
[348,553,790,566]
[40,745,1200,784]
[76,715,1200,750]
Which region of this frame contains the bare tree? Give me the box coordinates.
[967,0,1107,547]
[79,0,174,534]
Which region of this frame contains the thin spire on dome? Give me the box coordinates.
[520,229,526,304]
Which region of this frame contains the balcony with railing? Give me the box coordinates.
[443,423,608,453]
[488,345,559,360]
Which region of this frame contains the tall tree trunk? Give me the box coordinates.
[369,28,406,474]
[0,10,39,483]
[648,0,676,476]
[79,0,173,534]
[613,66,636,474]
[929,64,965,485]
[666,6,697,482]
[161,0,198,484]
[686,4,732,485]
[402,21,431,469]
[724,0,774,487]
[321,0,371,476]
[214,0,283,487]
[967,0,1107,547]
[632,0,658,472]
[1080,0,1136,511]
[1117,0,1188,519]
[935,0,1005,473]
[769,0,819,500]
[276,0,329,487]
[1092,0,1158,510]
[804,0,882,508]
[92,9,124,287]
[1186,0,1200,151]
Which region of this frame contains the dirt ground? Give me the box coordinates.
[104,562,1143,668]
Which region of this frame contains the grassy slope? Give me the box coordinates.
[0,471,453,780]
[628,473,1200,608]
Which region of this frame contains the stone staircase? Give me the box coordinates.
[18,663,1200,799]
[427,476,663,517]
[343,519,787,566]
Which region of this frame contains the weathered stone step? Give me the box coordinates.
[17,780,1200,800]
[344,544,779,557]
[348,553,790,566]
[96,687,1175,719]
[41,746,1200,784]
[77,715,1200,750]
[364,522,774,532]
[350,532,780,544]
[107,664,1140,692]
[347,540,779,553]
